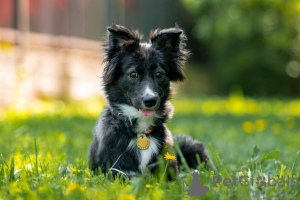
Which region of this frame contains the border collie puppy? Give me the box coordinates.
[89,24,212,178]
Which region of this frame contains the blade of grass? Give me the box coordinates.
[209,143,230,177]
[1,154,9,168]
[291,151,299,177]
[209,143,220,171]
[196,154,208,173]
[34,137,39,178]
[9,156,15,182]
[173,138,190,172]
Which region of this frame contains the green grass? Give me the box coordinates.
[0,96,299,200]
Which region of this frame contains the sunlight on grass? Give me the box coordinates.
[173,97,300,117]
[0,96,299,199]
[1,97,106,120]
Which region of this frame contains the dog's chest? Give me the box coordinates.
[128,135,160,169]
[135,117,154,133]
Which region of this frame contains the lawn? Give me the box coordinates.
[0,95,299,200]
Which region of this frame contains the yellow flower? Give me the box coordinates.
[67,183,84,192]
[164,152,176,161]
[255,119,267,131]
[145,184,151,188]
[242,121,255,133]
[117,194,136,200]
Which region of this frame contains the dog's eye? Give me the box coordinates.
[156,72,163,79]
[130,72,138,79]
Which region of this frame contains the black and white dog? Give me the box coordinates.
[89,24,212,178]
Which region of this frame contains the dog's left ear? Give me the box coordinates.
[150,27,189,82]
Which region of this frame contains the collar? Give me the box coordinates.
[137,128,153,135]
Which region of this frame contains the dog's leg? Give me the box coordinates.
[174,134,215,170]
[89,137,141,178]
[89,138,102,173]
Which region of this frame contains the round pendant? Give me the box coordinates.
[137,136,150,150]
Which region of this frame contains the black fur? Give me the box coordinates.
[89,24,212,178]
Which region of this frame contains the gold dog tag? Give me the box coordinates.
[137,136,150,150]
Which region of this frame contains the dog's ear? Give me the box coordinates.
[151,28,183,51]
[104,24,140,60]
[102,24,140,85]
[150,27,189,82]
[107,24,138,49]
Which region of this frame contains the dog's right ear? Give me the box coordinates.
[104,24,140,61]
[102,24,140,85]
[107,24,134,49]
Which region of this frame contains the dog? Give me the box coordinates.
[89,24,213,178]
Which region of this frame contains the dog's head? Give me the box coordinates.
[102,24,189,117]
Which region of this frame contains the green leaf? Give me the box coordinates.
[251,145,260,161]
[260,151,280,163]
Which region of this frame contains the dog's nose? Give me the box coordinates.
[143,96,158,107]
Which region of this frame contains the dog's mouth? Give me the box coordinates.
[138,109,154,116]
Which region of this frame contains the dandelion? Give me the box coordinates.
[67,183,84,192]
[117,194,136,200]
[255,119,267,131]
[38,186,45,193]
[242,121,255,133]
[58,133,66,142]
[164,152,176,161]
[160,152,176,185]
[145,184,151,188]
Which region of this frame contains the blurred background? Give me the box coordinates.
[1,0,300,107]
[0,2,300,198]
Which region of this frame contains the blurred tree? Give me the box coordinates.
[181,0,300,96]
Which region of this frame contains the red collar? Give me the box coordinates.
[137,128,153,135]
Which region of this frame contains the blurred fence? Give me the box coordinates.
[0,29,103,107]
[0,0,183,107]
[0,0,107,107]
[0,0,181,42]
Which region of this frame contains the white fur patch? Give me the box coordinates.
[139,137,160,169]
[117,104,160,132]
[94,119,104,161]
[163,124,174,145]
[118,104,162,172]
[117,104,141,119]
[144,86,155,96]
[127,135,161,172]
